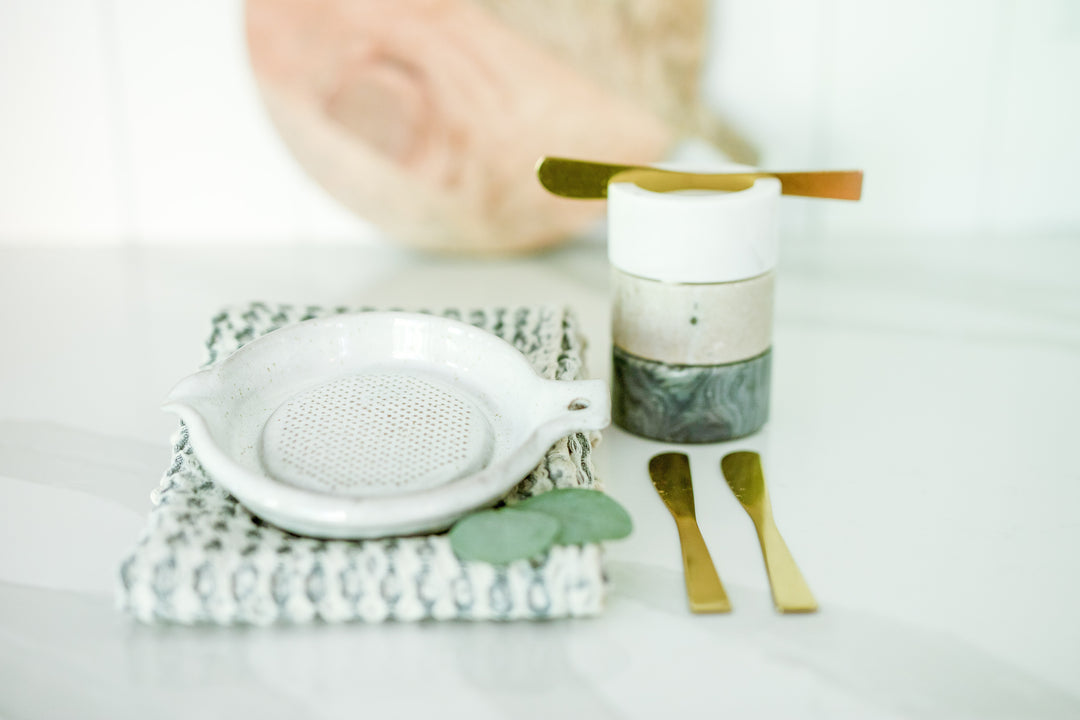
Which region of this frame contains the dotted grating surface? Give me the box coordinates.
[260,373,492,496]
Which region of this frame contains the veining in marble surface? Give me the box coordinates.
[612,346,771,443]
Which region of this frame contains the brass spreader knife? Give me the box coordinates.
[721,451,817,613]
[537,156,863,201]
[649,452,731,613]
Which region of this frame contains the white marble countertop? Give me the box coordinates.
[1,235,1078,719]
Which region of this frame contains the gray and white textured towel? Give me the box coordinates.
[118,303,607,625]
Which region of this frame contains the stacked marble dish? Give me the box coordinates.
[608,177,779,442]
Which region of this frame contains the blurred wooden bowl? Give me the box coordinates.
[246,0,748,253]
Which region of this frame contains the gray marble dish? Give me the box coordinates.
[612,346,771,443]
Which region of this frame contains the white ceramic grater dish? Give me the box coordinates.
[161,312,610,539]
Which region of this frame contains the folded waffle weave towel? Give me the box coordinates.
[118,303,606,625]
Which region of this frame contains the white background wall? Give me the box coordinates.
[1,0,1077,246]
[705,0,1080,246]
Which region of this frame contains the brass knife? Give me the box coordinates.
[648,452,731,613]
[721,451,817,613]
[536,156,863,201]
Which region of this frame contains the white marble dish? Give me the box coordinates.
[161,311,610,538]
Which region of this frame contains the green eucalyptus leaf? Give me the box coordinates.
[448,508,560,565]
[515,489,633,545]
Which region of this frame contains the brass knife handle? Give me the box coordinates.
[674,517,732,614]
[616,168,863,201]
[756,515,818,613]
